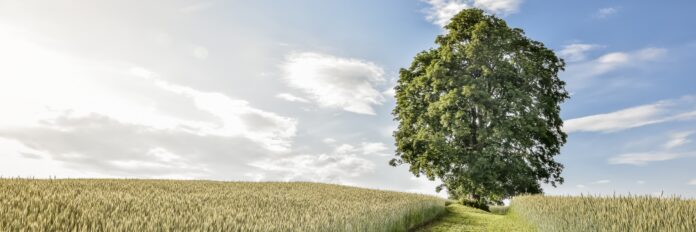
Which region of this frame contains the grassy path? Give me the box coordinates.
[415,204,536,232]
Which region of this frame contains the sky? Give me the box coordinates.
[0,0,695,198]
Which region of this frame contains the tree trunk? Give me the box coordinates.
[471,193,480,201]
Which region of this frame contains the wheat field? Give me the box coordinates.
[0,179,445,231]
[511,194,696,232]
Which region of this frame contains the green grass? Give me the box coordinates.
[0,178,446,231]
[512,194,696,232]
[416,204,536,232]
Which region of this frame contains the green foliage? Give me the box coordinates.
[511,194,696,231]
[417,203,536,232]
[391,8,568,204]
[0,179,446,231]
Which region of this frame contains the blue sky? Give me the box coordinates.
[0,0,695,197]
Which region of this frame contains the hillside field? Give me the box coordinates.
[421,195,696,232]
[511,194,696,231]
[4,178,696,231]
[0,179,445,231]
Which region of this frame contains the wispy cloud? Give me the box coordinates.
[558,43,600,62]
[689,179,696,185]
[609,129,696,166]
[608,152,691,166]
[248,140,389,183]
[594,7,618,19]
[562,47,667,91]
[360,142,390,156]
[664,131,693,149]
[594,180,611,184]
[330,142,390,157]
[276,93,310,103]
[281,52,385,115]
[141,69,298,152]
[249,142,376,183]
[564,97,696,133]
[565,102,667,133]
[423,0,522,27]
[473,0,522,15]
[564,47,666,82]
[249,153,374,183]
[0,31,300,178]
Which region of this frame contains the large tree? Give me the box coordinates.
[391,9,569,204]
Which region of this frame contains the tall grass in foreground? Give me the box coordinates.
[511,194,696,232]
[0,179,445,231]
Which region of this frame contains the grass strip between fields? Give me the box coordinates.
[415,203,536,232]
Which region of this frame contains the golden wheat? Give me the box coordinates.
[0,178,445,231]
[511,194,696,232]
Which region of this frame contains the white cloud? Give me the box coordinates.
[322,138,337,144]
[192,46,209,60]
[249,142,375,183]
[276,93,310,103]
[248,141,389,183]
[689,179,696,185]
[608,128,696,166]
[473,0,522,15]
[0,112,278,178]
[634,48,666,60]
[559,43,600,62]
[594,180,611,184]
[563,47,667,85]
[565,102,667,133]
[608,152,692,166]
[591,48,665,75]
[0,30,298,150]
[423,0,471,27]
[129,66,156,79]
[382,84,397,98]
[664,131,693,149]
[361,142,390,156]
[144,71,298,152]
[637,180,646,184]
[595,7,617,19]
[0,30,297,178]
[335,144,357,154]
[576,184,586,188]
[281,52,386,115]
[331,142,390,156]
[564,97,696,133]
[423,0,522,27]
[0,138,111,178]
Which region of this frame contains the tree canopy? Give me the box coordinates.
[391,9,569,203]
